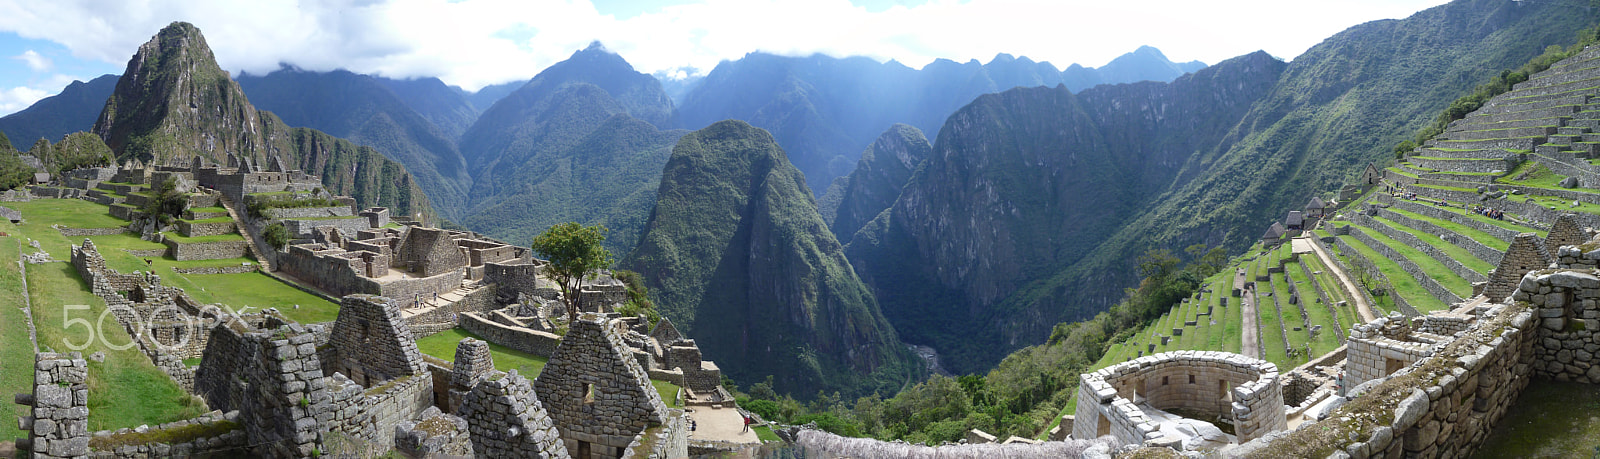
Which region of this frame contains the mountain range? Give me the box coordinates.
[2,0,1585,397]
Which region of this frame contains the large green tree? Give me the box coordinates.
[530,222,614,324]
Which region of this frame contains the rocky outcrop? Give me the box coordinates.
[820,123,932,241]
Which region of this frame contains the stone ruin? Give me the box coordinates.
[1344,311,1469,388]
[1482,232,1550,302]
[1072,351,1287,450]
[535,313,672,458]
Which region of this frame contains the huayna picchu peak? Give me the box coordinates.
[1,0,1599,456]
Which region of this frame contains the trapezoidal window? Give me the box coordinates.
[583,383,596,405]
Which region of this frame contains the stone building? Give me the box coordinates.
[535,313,671,458]
[1306,196,1327,217]
[1483,233,1550,302]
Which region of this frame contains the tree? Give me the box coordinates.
[530,222,614,324]
[143,177,188,224]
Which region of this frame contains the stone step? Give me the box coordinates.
[1414,148,1504,159]
[1538,45,1600,73]
[1547,134,1582,146]
[1408,157,1512,174]
[1568,119,1600,131]
[1479,94,1591,115]
[1420,172,1498,184]
[1507,66,1600,95]
[1426,137,1544,152]
[1559,126,1591,136]
[1449,116,1569,132]
[1376,206,1504,266]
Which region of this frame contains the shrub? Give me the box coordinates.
[262,222,290,249]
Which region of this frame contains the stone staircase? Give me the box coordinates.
[215,193,272,271]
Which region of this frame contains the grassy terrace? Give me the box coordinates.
[1285,257,1347,355]
[1370,216,1496,273]
[8,199,339,326]
[1351,225,1471,299]
[1400,198,1547,238]
[1302,255,1361,334]
[1387,207,1511,251]
[1335,234,1447,313]
[187,206,227,214]
[0,214,212,432]
[0,238,34,441]
[1260,272,1292,367]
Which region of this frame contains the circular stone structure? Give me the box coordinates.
[1071,351,1286,448]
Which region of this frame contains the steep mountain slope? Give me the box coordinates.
[93,22,434,220]
[676,47,1207,195]
[374,76,480,139]
[1036,0,1600,337]
[625,120,921,397]
[456,44,681,253]
[1062,46,1207,92]
[846,52,1286,373]
[0,75,118,149]
[817,124,931,241]
[237,68,471,216]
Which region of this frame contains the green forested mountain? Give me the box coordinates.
[817,124,931,242]
[0,75,118,150]
[236,68,473,217]
[456,43,682,253]
[846,0,1599,374]
[92,22,434,221]
[461,80,528,113]
[625,120,922,398]
[1032,0,1600,342]
[374,76,481,139]
[30,132,113,175]
[846,52,1286,374]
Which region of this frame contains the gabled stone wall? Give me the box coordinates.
[323,295,425,387]
[534,314,669,458]
[460,370,568,458]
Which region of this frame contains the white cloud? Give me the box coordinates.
[0,84,51,116]
[13,49,50,71]
[0,0,1450,92]
[0,73,87,116]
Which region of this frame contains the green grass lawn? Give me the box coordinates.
[1336,235,1446,313]
[178,217,234,225]
[415,328,550,377]
[1350,225,1471,300]
[26,261,206,431]
[186,207,226,214]
[1259,273,1293,369]
[171,272,340,324]
[653,379,682,409]
[0,237,35,441]
[1387,207,1512,251]
[1477,380,1600,458]
[1302,255,1360,334]
[753,424,779,442]
[1499,161,1566,189]
[6,199,130,228]
[1370,216,1496,273]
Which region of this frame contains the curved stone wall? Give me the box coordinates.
[1072,351,1286,447]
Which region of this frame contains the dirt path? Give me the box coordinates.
[1302,235,1378,323]
[1237,268,1261,359]
[686,406,761,444]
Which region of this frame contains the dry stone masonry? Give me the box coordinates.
[1072,351,1286,449]
[535,313,670,458]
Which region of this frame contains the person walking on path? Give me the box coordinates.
[742,414,752,433]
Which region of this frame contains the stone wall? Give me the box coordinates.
[178,219,236,238]
[459,370,569,458]
[282,217,373,239]
[324,295,426,387]
[394,406,470,457]
[57,227,128,237]
[1484,233,1550,302]
[1512,270,1600,383]
[1389,199,1522,242]
[162,238,249,261]
[1345,317,1438,388]
[265,206,353,219]
[86,411,246,458]
[17,353,89,459]
[403,285,496,330]
[1544,214,1587,259]
[459,311,563,357]
[623,409,689,459]
[394,227,468,277]
[192,321,332,458]
[172,265,257,275]
[534,314,669,458]
[1072,351,1286,447]
[1408,157,1511,173]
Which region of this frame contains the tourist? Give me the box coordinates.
[742,414,751,433]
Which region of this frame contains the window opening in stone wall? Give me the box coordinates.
[1385,357,1405,376]
[1097,414,1111,437]
[1162,376,1169,386]
[584,383,595,405]
[1189,374,1196,384]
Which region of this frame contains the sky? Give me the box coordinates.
[0,0,1453,117]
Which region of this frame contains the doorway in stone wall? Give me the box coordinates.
[577,441,591,458]
[1385,357,1405,376]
